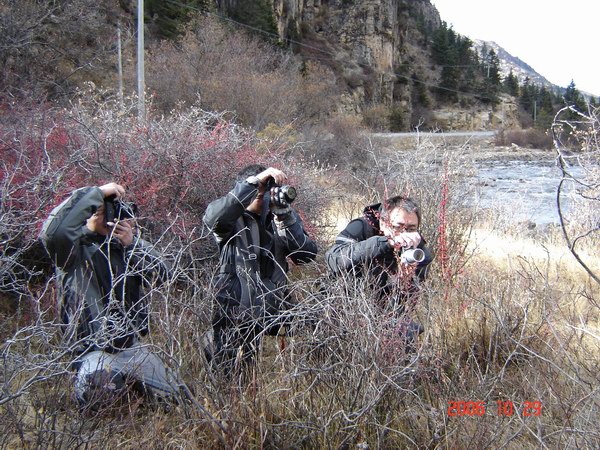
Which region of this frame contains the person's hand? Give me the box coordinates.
[389,231,421,249]
[255,167,287,187]
[107,219,134,247]
[99,182,125,199]
[381,220,421,250]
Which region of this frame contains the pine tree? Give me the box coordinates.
[226,0,278,37]
[519,77,536,113]
[478,48,501,104]
[438,64,459,102]
[503,70,519,97]
[535,86,557,129]
[564,80,586,112]
[431,22,451,65]
[146,0,209,39]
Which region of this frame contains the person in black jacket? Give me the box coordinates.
[40,182,181,408]
[325,196,432,343]
[203,165,318,377]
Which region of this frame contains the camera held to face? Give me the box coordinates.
[104,195,137,226]
[266,178,297,208]
[400,247,425,265]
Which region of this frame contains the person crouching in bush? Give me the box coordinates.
[325,195,432,351]
[203,165,318,380]
[40,182,182,409]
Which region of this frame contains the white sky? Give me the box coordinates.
[430,0,600,96]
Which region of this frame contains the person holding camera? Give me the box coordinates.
[40,182,182,408]
[203,165,318,378]
[325,196,432,345]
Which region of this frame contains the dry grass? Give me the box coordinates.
[495,128,554,150]
[1,114,599,448]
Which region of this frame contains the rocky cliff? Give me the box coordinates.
[270,1,440,108]
[219,0,519,130]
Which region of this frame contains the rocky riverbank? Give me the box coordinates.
[372,130,556,162]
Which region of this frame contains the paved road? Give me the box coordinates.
[373,130,495,138]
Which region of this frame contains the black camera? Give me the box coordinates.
[104,195,137,225]
[266,178,297,208]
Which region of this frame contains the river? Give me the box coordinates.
[372,131,584,226]
[471,156,582,225]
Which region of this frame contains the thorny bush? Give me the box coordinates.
[2,99,600,448]
[552,105,600,285]
[143,15,338,129]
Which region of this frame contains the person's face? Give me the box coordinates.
[387,208,419,235]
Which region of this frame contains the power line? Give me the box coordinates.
[163,0,499,100]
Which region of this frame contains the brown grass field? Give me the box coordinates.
[1,107,598,449]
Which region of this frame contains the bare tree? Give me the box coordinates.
[0,0,128,99]
[143,15,338,129]
[551,105,600,285]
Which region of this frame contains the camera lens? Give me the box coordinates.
[282,186,297,202]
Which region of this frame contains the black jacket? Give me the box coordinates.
[203,179,318,328]
[40,187,170,354]
[325,203,432,301]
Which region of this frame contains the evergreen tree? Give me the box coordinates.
[503,70,519,97]
[563,80,586,112]
[535,86,557,129]
[146,0,209,39]
[539,86,554,112]
[431,22,451,65]
[412,72,430,107]
[225,0,278,37]
[416,11,428,38]
[478,48,501,104]
[519,77,536,113]
[438,64,459,102]
[455,35,475,81]
[430,22,479,103]
[429,22,483,104]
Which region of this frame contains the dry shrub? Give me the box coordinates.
[552,105,600,285]
[143,15,338,129]
[0,0,125,99]
[495,128,553,149]
[2,98,600,448]
[0,88,264,296]
[419,252,600,448]
[362,104,390,131]
[299,115,377,177]
[0,87,338,448]
[410,103,436,130]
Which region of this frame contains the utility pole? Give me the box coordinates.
[137,0,145,120]
[117,22,124,108]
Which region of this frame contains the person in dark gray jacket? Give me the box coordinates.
[40,182,181,408]
[325,196,432,341]
[203,165,318,377]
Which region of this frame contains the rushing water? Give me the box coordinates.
[471,158,582,225]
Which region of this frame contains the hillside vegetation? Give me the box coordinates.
[2,1,596,133]
[1,1,600,448]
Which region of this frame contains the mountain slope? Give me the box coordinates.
[472,39,560,94]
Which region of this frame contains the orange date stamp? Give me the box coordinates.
[447,400,542,417]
